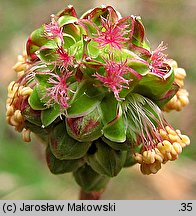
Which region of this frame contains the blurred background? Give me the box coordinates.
[0,0,196,199]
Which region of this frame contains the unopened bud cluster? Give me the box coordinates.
[6,81,32,142]
[133,126,190,175]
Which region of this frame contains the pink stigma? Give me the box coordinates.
[94,58,131,99]
[150,42,168,77]
[44,16,64,44]
[93,17,128,49]
[46,71,71,109]
[56,46,73,68]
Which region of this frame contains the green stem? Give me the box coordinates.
[79,189,102,200]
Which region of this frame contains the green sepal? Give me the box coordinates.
[58,15,78,27]
[24,121,49,143]
[46,146,85,174]
[41,104,61,127]
[26,26,50,59]
[127,59,149,75]
[103,106,126,142]
[133,69,174,101]
[101,137,129,151]
[78,19,98,37]
[36,48,57,64]
[80,6,119,26]
[35,73,51,86]
[100,93,118,124]
[155,82,179,108]
[68,40,83,60]
[87,140,127,177]
[63,23,81,41]
[30,26,48,47]
[22,105,42,126]
[123,149,137,168]
[49,122,91,160]
[28,85,47,110]
[67,82,104,118]
[73,164,110,192]
[62,34,76,49]
[87,41,100,58]
[131,16,145,47]
[66,107,103,142]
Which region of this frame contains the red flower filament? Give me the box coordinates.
[93,17,128,49]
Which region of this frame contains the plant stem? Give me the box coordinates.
[79,189,102,200]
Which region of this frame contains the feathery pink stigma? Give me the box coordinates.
[149,42,167,77]
[44,16,64,44]
[94,59,131,99]
[56,46,73,68]
[93,17,128,49]
[46,71,71,109]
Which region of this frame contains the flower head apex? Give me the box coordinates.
[94,58,131,99]
[44,15,64,44]
[149,41,168,77]
[93,17,129,49]
[46,70,71,109]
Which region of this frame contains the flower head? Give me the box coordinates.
[46,70,71,109]
[93,17,129,49]
[44,15,64,44]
